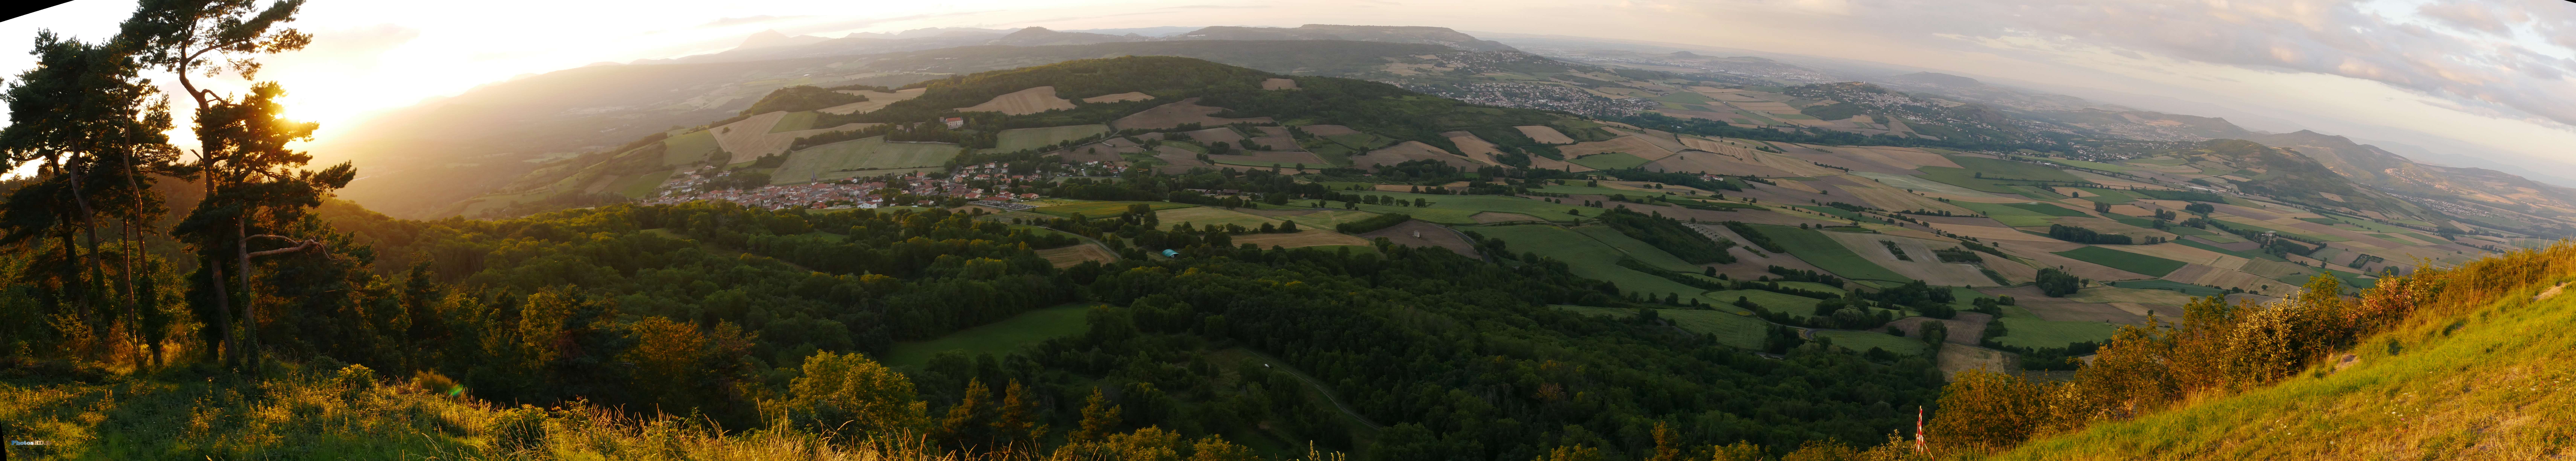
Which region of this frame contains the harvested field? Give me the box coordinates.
[1354,141,1480,170]
[2162,265,2292,295]
[1178,127,1247,145]
[1892,312,1990,344]
[1929,222,2056,241]
[712,111,885,164]
[1151,145,1209,166]
[1441,131,1514,167]
[956,86,1075,115]
[1750,151,1848,176]
[1080,92,1153,103]
[1938,345,2017,380]
[1559,136,1677,161]
[1677,136,1765,157]
[1207,151,1330,168]
[1644,150,1790,176]
[1530,154,1594,172]
[2003,243,2150,281]
[1233,228,1371,249]
[1034,243,1117,268]
[1515,125,1575,144]
[1109,98,1275,130]
[1569,152,1652,170]
[1360,220,1479,257]
[1261,78,1299,90]
[771,136,962,184]
[1856,171,2002,198]
[1825,146,1958,170]
[1472,212,1544,223]
[1246,126,1298,151]
[819,88,928,115]
[1275,209,1383,230]
[1052,144,1127,165]
[994,125,1110,152]
[1829,177,1972,214]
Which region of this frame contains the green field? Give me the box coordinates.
[1955,156,2082,181]
[1273,209,1384,230]
[611,171,673,198]
[2102,212,2158,228]
[1324,133,1397,151]
[1708,289,1826,314]
[1340,192,1590,224]
[768,111,818,133]
[661,130,722,166]
[1478,225,1709,301]
[1794,205,1887,224]
[1552,306,1768,350]
[887,304,1095,368]
[2108,279,2229,297]
[1813,330,1929,356]
[2006,201,2090,217]
[1661,310,1768,349]
[2012,154,2133,172]
[1574,225,1701,271]
[993,124,1109,153]
[2052,246,2188,277]
[1740,224,1912,282]
[1531,183,1659,196]
[1990,318,2119,350]
[1953,201,2055,227]
[1034,201,1197,218]
[1569,152,1652,170]
[1778,281,1845,292]
[771,136,963,185]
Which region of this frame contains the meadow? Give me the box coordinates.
[1476,224,1710,301]
[1033,200,1197,218]
[1989,317,2120,350]
[2053,246,2188,277]
[991,124,1110,152]
[1952,201,2056,227]
[1739,224,1913,283]
[886,303,1096,368]
[1813,330,1929,356]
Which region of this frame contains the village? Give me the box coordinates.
[643,162,1048,210]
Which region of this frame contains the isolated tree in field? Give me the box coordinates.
[0,31,181,361]
[118,0,318,369]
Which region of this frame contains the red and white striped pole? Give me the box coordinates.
[1915,406,1926,451]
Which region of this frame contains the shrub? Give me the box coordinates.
[489,405,550,452]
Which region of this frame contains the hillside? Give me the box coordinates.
[1991,245,2576,459]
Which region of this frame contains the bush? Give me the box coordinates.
[489,405,550,452]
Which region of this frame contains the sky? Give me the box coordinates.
[2,0,2571,179]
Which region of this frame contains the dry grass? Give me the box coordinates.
[1555,136,1677,161]
[1513,125,1575,144]
[954,86,1075,115]
[1077,92,1152,103]
[1107,98,1274,131]
[819,88,928,115]
[1353,141,1480,170]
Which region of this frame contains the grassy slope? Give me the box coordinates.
[1477,224,1708,300]
[887,303,1096,368]
[1998,280,2576,459]
[1740,224,1912,283]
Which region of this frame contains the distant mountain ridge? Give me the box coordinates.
[661,24,1513,65]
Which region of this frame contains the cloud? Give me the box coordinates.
[1642,0,2576,129]
[1158,4,1266,9]
[701,15,810,27]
